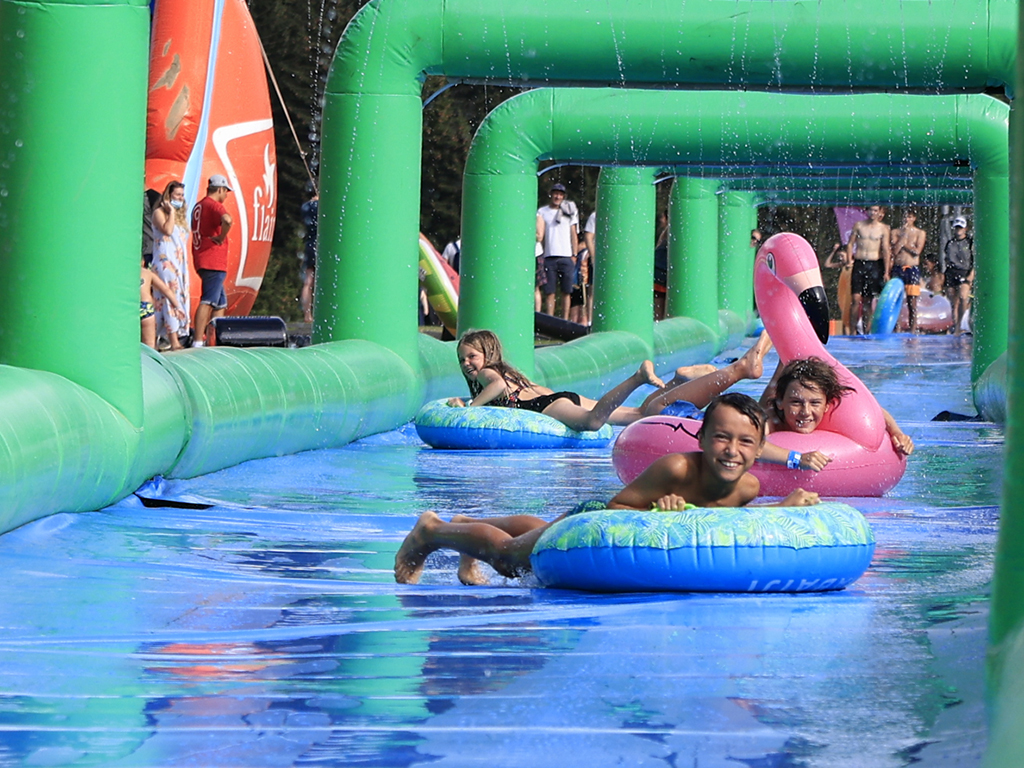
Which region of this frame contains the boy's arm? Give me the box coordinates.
[751,488,821,507]
[881,225,892,278]
[212,213,233,245]
[759,360,785,411]
[912,228,927,256]
[608,454,695,510]
[844,226,858,265]
[882,408,914,455]
[823,243,842,269]
[758,441,832,471]
[889,228,904,252]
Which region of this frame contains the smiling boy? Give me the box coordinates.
[762,357,914,456]
[394,393,819,585]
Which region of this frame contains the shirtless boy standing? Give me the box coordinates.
[846,205,891,334]
[890,210,927,334]
[394,393,819,585]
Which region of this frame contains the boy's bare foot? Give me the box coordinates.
[395,511,443,584]
[734,331,772,380]
[667,363,718,387]
[450,514,490,585]
[638,360,665,389]
[457,554,490,585]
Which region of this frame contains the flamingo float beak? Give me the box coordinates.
[756,233,831,345]
[799,285,830,345]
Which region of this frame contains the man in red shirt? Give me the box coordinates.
[190,174,233,346]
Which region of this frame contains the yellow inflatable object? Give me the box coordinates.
[419,234,459,336]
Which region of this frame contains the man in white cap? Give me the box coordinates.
[537,182,578,320]
[190,174,233,346]
[943,215,974,335]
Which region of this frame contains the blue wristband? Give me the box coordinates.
[787,451,802,470]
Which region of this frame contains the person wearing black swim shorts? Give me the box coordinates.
[943,216,975,335]
[845,205,891,334]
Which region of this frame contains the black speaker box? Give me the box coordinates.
[208,316,288,347]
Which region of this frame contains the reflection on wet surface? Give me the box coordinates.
[0,335,996,766]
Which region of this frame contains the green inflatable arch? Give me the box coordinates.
[457,89,1007,380]
[320,0,1015,365]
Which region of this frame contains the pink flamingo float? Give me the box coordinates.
[613,233,907,497]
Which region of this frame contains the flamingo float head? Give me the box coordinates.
[754,232,890,453]
[755,233,830,345]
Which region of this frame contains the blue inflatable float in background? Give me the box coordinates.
[871,278,906,335]
[415,399,614,449]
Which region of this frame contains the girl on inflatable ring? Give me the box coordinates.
[449,329,668,431]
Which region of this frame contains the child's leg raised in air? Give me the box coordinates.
[543,361,664,431]
[394,512,548,584]
[641,331,772,415]
[663,363,718,388]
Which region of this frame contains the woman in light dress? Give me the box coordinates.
[151,180,191,350]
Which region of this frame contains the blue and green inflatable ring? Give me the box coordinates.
[530,502,875,592]
[415,399,613,450]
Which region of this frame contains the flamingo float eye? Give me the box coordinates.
[765,252,776,274]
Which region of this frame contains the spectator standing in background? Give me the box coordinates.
[190,174,233,346]
[943,216,975,335]
[537,183,578,320]
[654,211,670,321]
[845,205,890,334]
[142,189,161,267]
[442,236,461,274]
[151,180,191,350]
[938,205,957,273]
[579,211,597,326]
[299,193,318,323]
[890,210,927,334]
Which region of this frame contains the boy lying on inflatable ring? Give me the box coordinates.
[394,392,818,586]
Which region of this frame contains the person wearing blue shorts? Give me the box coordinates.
[190,175,233,346]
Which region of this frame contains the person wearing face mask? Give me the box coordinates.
[151,180,191,350]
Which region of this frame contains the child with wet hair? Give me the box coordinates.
[451,329,664,431]
[762,356,913,455]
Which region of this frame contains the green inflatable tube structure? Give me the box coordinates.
[0,0,150,425]
[591,167,658,354]
[457,89,1007,379]
[986,5,1024,760]
[321,0,1015,365]
[727,176,975,194]
[755,189,975,206]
